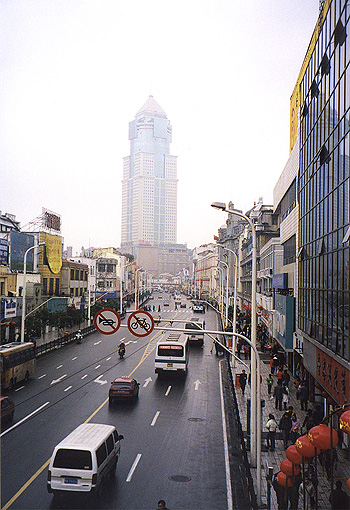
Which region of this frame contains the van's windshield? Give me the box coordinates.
[53,448,92,470]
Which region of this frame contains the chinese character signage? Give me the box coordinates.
[45,234,62,274]
[0,238,8,265]
[316,347,349,405]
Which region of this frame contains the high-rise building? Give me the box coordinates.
[121,96,177,255]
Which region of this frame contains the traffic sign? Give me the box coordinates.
[127,310,154,337]
[94,308,121,335]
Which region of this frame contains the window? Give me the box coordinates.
[106,434,114,455]
[96,443,107,467]
[53,449,92,470]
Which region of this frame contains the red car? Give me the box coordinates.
[1,396,14,422]
[109,377,140,404]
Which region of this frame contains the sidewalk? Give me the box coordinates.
[233,351,350,509]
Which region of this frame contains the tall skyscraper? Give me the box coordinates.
[121,96,177,254]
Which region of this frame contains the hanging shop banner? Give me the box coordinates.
[316,348,349,405]
[45,234,62,274]
[0,238,8,266]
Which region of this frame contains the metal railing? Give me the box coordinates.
[35,325,96,357]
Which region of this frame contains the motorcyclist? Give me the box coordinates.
[76,330,82,344]
[118,341,126,357]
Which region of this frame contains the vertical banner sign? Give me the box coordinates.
[46,234,62,274]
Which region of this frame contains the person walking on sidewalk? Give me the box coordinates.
[273,380,285,411]
[290,414,301,443]
[298,380,309,411]
[266,373,273,395]
[279,409,293,448]
[282,369,290,388]
[265,414,277,451]
[239,369,247,396]
[270,356,277,374]
[329,480,349,509]
[282,383,289,410]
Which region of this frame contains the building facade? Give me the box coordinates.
[121,96,177,254]
[296,0,350,406]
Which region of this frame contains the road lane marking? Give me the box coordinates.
[143,377,152,387]
[194,379,201,390]
[126,454,142,482]
[106,357,111,361]
[56,365,63,369]
[50,374,67,385]
[0,402,50,438]
[72,357,77,360]
[94,341,101,345]
[38,374,46,379]
[15,386,25,392]
[64,386,72,392]
[219,361,233,510]
[81,374,88,379]
[165,386,172,396]
[151,411,160,426]
[95,365,101,369]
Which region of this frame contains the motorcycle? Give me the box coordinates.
[76,332,83,344]
[118,345,125,359]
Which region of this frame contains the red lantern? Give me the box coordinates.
[286,445,303,464]
[340,410,350,436]
[347,478,350,490]
[295,435,320,457]
[308,424,338,450]
[280,459,301,476]
[276,471,292,488]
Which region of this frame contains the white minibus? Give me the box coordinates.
[185,317,205,347]
[155,332,189,376]
[47,423,124,497]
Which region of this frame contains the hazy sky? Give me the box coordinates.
[1,0,320,253]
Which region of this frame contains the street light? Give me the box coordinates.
[134,267,143,310]
[219,260,229,328]
[20,242,45,343]
[217,244,238,367]
[211,202,258,467]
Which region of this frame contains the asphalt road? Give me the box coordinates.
[1,294,250,510]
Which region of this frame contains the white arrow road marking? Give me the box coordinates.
[126,454,142,482]
[151,411,160,426]
[143,377,152,388]
[51,374,67,385]
[94,375,108,385]
[194,379,201,390]
[125,340,137,345]
[0,402,50,438]
[94,341,101,345]
[165,386,172,396]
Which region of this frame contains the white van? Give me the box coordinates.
[185,317,205,347]
[47,423,124,497]
[155,333,189,376]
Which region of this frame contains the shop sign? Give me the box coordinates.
[316,347,349,404]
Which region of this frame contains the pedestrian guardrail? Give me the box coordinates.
[35,325,95,357]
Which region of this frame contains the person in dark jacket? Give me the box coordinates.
[239,369,247,395]
[298,381,309,411]
[329,481,350,509]
[279,409,293,448]
[273,380,285,411]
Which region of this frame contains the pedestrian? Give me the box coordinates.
[282,370,290,388]
[273,380,285,411]
[298,381,309,411]
[312,404,324,425]
[293,376,301,398]
[290,414,301,443]
[299,477,315,509]
[302,410,315,433]
[329,480,349,509]
[272,473,288,510]
[282,383,289,410]
[243,343,250,359]
[266,374,273,395]
[157,500,170,510]
[276,368,283,382]
[270,356,276,375]
[236,339,243,359]
[239,369,247,395]
[265,414,278,451]
[319,448,338,479]
[279,410,293,448]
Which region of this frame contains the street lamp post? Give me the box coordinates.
[211,202,258,467]
[219,260,229,328]
[218,244,238,367]
[134,268,143,311]
[20,242,45,343]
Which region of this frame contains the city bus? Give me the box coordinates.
[0,342,36,389]
[155,333,189,376]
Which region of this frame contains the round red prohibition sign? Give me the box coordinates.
[93,308,121,335]
[127,310,154,337]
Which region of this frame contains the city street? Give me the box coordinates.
[1,296,250,510]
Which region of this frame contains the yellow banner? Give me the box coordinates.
[46,234,62,274]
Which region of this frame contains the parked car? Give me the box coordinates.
[109,377,140,404]
[164,302,169,306]
[1,396,14,422]
[180,303,186,308]
[193,303,205,313]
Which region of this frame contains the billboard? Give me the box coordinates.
[43,208,61,233]
[10,231,35,271]
[0,238,8,266]
[45,234,62,274]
